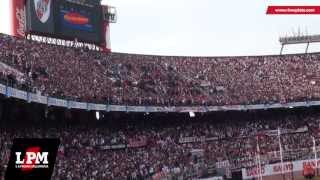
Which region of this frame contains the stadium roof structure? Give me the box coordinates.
[279,34,320,54]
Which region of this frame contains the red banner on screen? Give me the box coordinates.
[266,6,320,14]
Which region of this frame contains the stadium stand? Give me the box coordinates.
[1,101,320,179]
[1,33,320,179]
[0,33,320,106]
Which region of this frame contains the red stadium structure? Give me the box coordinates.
[10,0,26,37]
[10,0,117,52]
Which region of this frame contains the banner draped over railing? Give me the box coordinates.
[1,84,320,112]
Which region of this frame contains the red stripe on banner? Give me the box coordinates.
[266,6,320,14]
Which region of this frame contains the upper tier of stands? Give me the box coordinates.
[0,33,319,106]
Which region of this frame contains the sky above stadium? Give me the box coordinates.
[1,0,320,56]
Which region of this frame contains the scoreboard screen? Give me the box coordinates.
[55,0,103,43]
[25,0,103,44]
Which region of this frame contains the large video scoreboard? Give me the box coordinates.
[54,0,103,43]
[25,0,103,44]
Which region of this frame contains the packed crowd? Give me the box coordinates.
[1,109,320,179]
[0,33,320,106]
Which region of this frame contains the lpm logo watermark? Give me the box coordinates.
[5,138,60,180]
